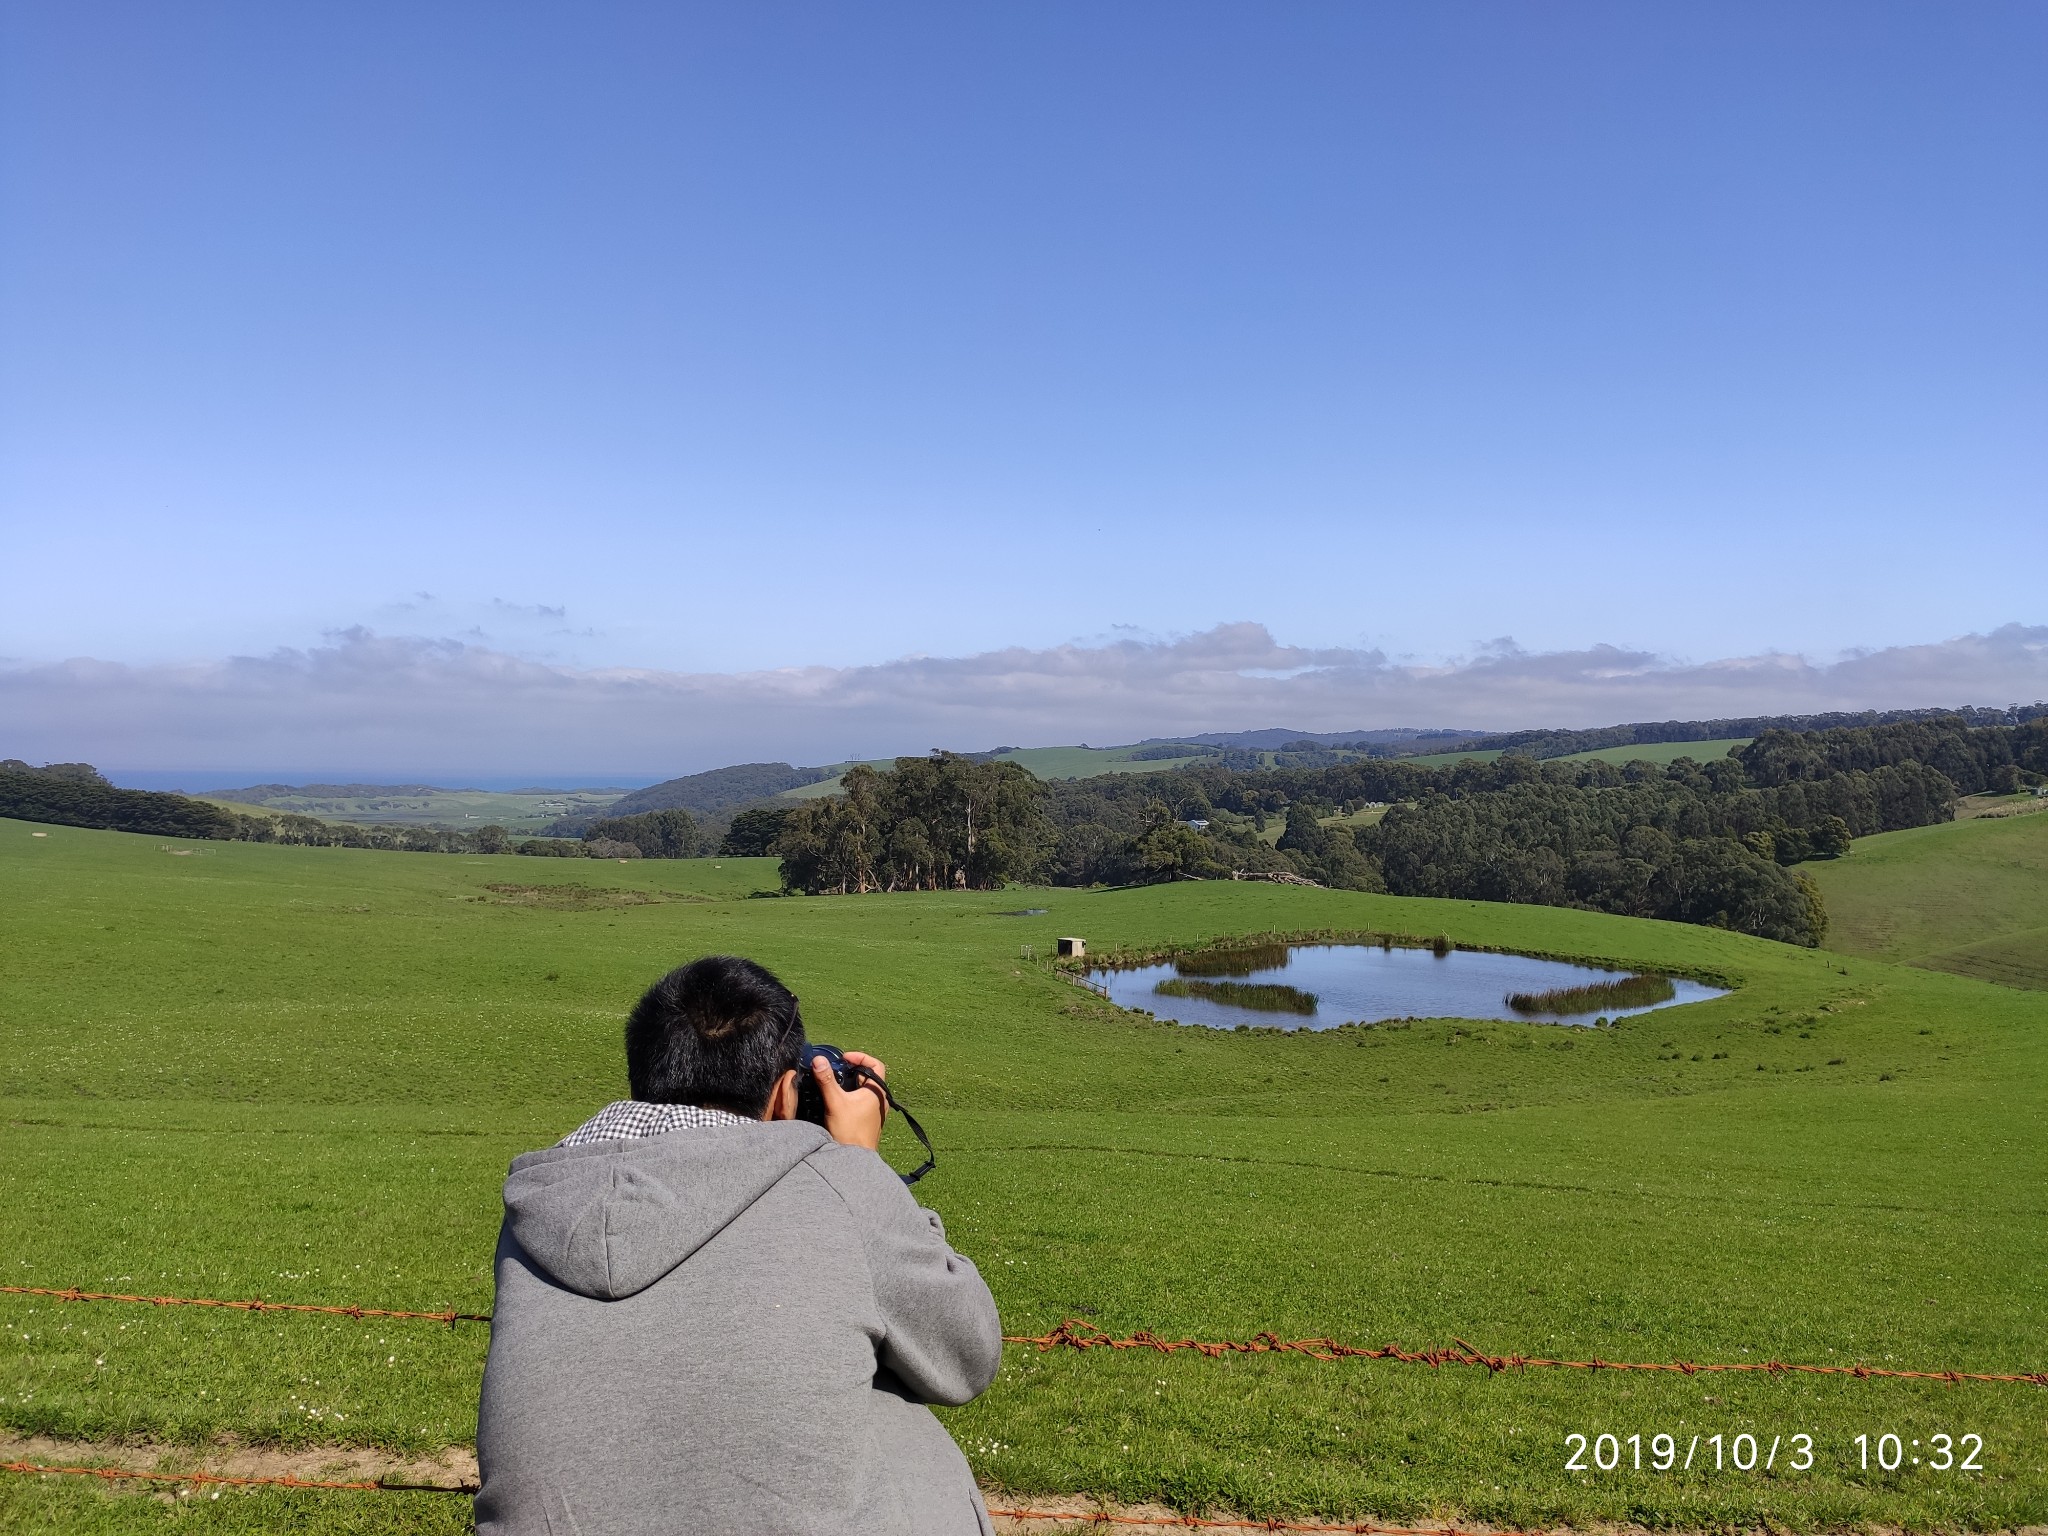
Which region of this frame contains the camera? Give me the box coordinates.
[792,1042,875,1125]
[791,1041,935,1185]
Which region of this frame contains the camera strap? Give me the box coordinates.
[850,1066,935,1185]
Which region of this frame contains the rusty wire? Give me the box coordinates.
[1004,1319,2048,1387]
[7,1285,2042,1386]
[0,1285,488,1326]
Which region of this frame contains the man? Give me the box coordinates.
[475,955,1002,1535]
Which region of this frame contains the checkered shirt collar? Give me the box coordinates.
[558,1100,759,1147]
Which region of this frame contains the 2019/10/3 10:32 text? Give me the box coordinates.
[1563,1431,1987,1474]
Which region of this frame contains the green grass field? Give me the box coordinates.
[1808,807,2048,992]
[1403,740,1751,770]
[1250,805,1389,846]
[1400,748,1506,767]
[777,760,896,799]
[1320,805,1390,830]
[3,820,2044,1532]
[1555,737,1752,766]
[993,745,1214,780]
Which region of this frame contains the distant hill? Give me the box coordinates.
[203,782,461,803]
[1161,708,2048,764]
[1447,705,2048,762]
[598,762,837,819]
[1153,727,1475,751]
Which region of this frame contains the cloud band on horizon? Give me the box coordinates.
[5,622,2045,779]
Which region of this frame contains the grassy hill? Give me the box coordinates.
[1401,739,1752,770]
[2,821,2044,1532]
[1807,802,2048,991]
[992,744,1215,779]
[1556,736,1752,766]
[602,729,1767,813]
[602,761,835,817]
[780,758,897,798]
[1404,747,1506,766]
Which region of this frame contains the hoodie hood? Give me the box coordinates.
[502,1120,832,1300]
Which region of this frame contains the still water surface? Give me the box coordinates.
[1087,943,1725,1030]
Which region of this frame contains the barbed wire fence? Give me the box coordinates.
[1004,1318,2048,1387]
[0,1285,487,1326]
[7,1286,2041,1387]
[4,1284,2041,1528]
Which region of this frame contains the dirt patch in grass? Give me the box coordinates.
[1,1440,1610,1533]
[480,882,670,910]
[0,1432,477,1490]
[984,1494,1604,1532]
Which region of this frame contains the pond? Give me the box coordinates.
[1086,942,1725,1030]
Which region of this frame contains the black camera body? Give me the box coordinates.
[792,1042,871,1126]
[790,1041,934,1185]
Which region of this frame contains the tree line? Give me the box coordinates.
[756,716,2048,947]
[772,757,1049,893]
[1412,703,2048,763]
[0,761,761,863]
[10,713,2044,947]
[2,761,248,840]
[0,761,577,858]
[1736,716,2047,794]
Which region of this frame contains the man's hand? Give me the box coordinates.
[813,1050,889,1152]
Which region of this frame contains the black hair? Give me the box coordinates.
[624,956,805,1116]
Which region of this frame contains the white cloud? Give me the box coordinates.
[4,622,2044,778]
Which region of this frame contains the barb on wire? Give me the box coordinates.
[1003,1320,2048,1388]
[0,1285,489,1327]
[0,1461,475,1496]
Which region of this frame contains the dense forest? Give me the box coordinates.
[760,716,2048,946]
[772,757,1049,893]
[560,761,836,827]
[1,761,248,839]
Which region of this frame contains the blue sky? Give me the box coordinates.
[3,2,2044,774]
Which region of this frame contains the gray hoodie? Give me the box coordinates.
[474,1120,1001,1536]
